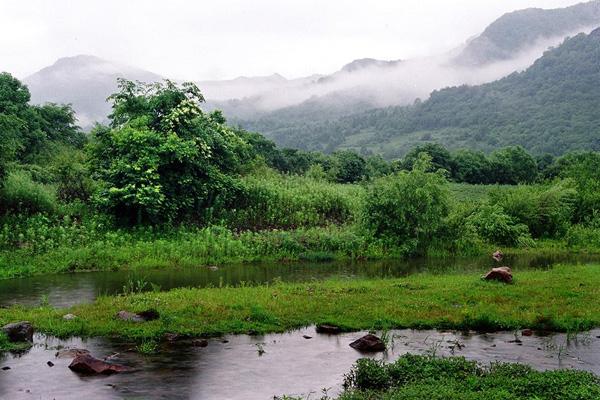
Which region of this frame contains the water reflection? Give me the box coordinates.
[1,328,599,400]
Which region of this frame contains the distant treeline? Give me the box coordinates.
[249,137,596,186]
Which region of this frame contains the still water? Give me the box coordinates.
[1,252,598,308]
[1,327,599,399]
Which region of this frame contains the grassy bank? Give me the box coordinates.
[330,355,600,400]
[1,264,599,347]
[0,225,406,280]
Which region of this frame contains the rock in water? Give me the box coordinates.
[316,324,342,334]
[522,329,534,337]
[68,354,131,375]
[192,339,209,347]
[349,334,386,352]
[492,250,504,262]
[1,321,34,342]
[482,267,513,283]
[55,348,91,359]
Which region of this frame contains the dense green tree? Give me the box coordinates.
[90,79,249,224]
[325,150,367,183]
[0,73,83,181]
[489,146,538,184]
[452,149,491,184]
[401,143,455,174]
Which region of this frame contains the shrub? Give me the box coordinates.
[362,155,449,254]
[489,182,576,238]
[0,171,58,215]
[466,204,534,247]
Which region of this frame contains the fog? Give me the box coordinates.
[199,27,595,114]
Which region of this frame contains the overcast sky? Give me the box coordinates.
[0,0,584,80]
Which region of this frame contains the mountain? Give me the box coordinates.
[455,0,600,66]
[22,2,600,132]
[239,2,600,141]
[251,28,600,157]
[24,55,162,127]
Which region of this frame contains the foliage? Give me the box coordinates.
[362,156,449,253]
[0,72,83,167]
[324,151,367,183]
[0,171,58,215]
[556,152,600,222]
[213,172,362,231]
[89,79,250,224]
[466,204,534,247]
[401,143,454,174]
[340,355,600,399]
[489,182,577,238]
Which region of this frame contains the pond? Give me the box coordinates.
[1,252,598,308]
[1,327,599,399]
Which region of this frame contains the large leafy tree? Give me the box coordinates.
[90,79,249,224]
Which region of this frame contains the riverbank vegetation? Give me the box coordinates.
[334,355,600,399]
[1,264,599,345]
[2,73,600,279]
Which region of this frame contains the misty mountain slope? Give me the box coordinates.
[236,2,600,142]
[25,55,162,126]
[22,2,600,131]
[257,28,600,157]
[455,0,600,65]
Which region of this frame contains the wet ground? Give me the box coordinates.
[1,327,599,400]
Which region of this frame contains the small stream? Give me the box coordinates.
[1,327,599,399]
[1,252,598,308]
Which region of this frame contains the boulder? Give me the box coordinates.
[68,354,131,375]
[482,267,513,283]
[2,321,33,342]
[316,324,342,334]
[349,334,386,352]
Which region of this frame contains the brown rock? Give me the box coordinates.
[349,334,386,352]
[2,322,33,342]
[522,329,534,337]
[316,324,342,334]
[68,354,131,375]
[482,267,513,283]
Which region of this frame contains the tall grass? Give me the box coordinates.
[215,172,364,230]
